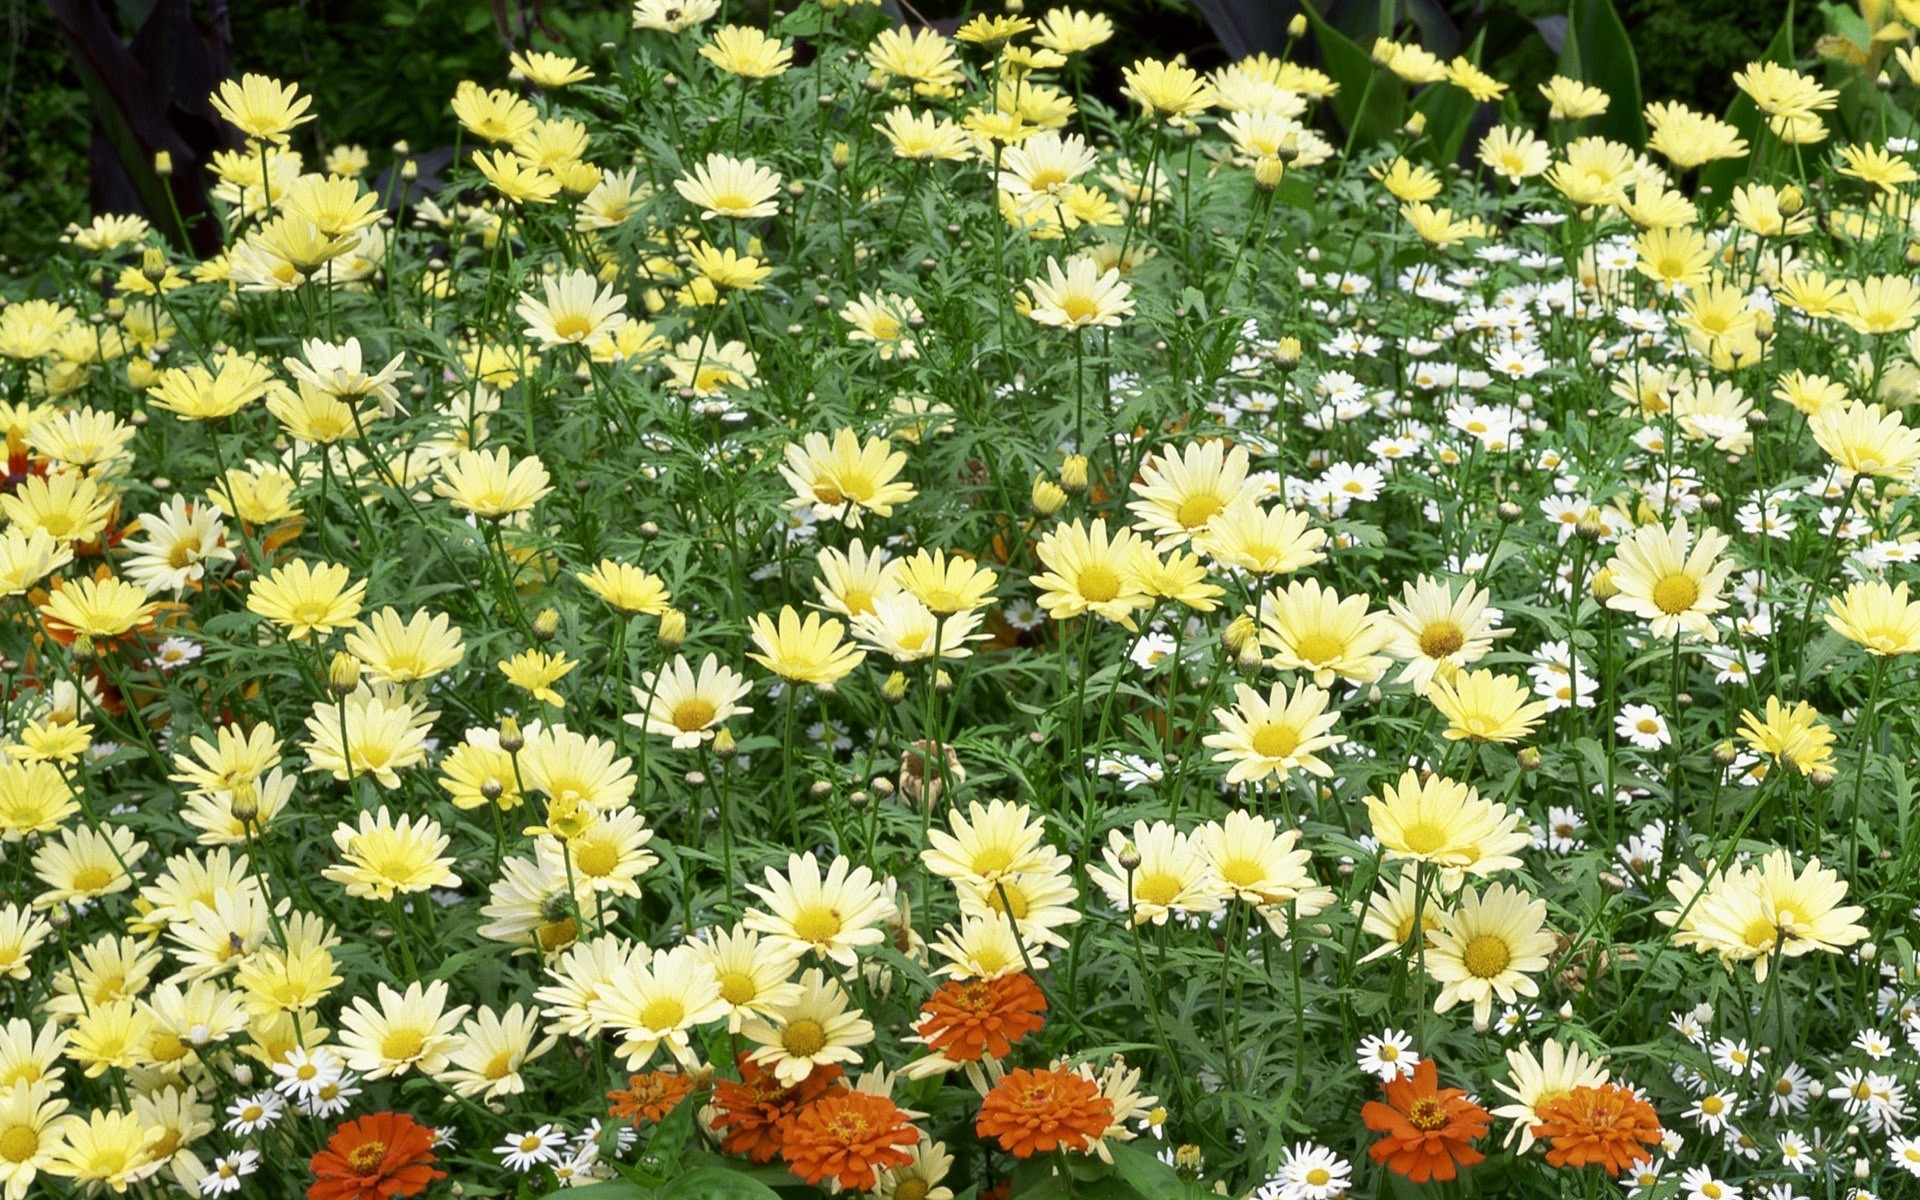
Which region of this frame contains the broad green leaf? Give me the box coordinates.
[654,1164,786,1199]
[1556,0,1646,147]
[1413,29,1487,167]
[1698,1,1797,202]
[534,1181,648,1200]
[1303,4,1407,151]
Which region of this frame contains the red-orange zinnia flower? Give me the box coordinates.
[709,1054,846,1163]
[1361,1058,1490,1183]
[1530,1083,1664,1177]
[782,1089,921,1190]
[976,1065,1114,1159]
[916,973,1048,1063]
[308,1112,444,1200]
[608,1069,697,1127]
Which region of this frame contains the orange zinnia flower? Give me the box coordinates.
[308,1112,444,1200]
[976,1065,1114,1159]
[709,1054,846,1163]
[1530,1084,1664,1177]
[1361,1058,1490,1183]
[608,1069,697,1127]
[916,973,1048,1063]
[782,1090,921,1190]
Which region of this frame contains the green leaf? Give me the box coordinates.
[1413,29,1486,167]
[654,1165,786,1200]
[1698,2,1795,202]
[1108,1138,1197,1199]
[1556,0,1645,147]
[1302,5,1406,150]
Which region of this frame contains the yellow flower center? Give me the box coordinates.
[1418,623,1466,659]
[1701,1095,1725,1115]
[988,884,1030,920]
[1176,494,1223,529]
[1743,916,1780,949]
[1251,723,1301,760]
[0,1125,39,1163]
[1218,857,1265,888]
[1076,564,1121,603]
[717,971,757,1006]
[1651,573,1700,615]
[551,314,593,342]
[791,905,843,945]
[896,1180,931,1200]
[537,916,578,951]
[1134,871,1182,907]
[1306,1168,1331,1186]
[641,997,687,1031]
[574,841,619,878]
[70,865,114,893]
[1407,1097,1449,1132]
[782,1017,827,1058]
[1399,823,1447,855]
[1462,934,1512,979]
[168,542,200,570]
[1293,632,1345,665]
[1061,296,1100,324]
[381,1029,426,1062]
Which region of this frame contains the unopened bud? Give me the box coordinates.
[848,790,870,810]
[883,671,909,703]
[810,779,833,797]
[831,142,851,169]
[327,652,361,696]
[1222,614,1258,653]
[1778,186,1804,215]
[1809,768,1837,790]
[499,716,525,754]
[1175,1145,1203,1173]
[1253,156,1285,190]
[1060,454,1089,493]
[154,150,174,177]
[684,770,707,787]
[229,780,260,825]
[141,248,169,284]
[1589,566,1619,601]
[1403,112,1427,137]
[400,159,419,181]
[1497,501,1523,523]
[1288,12,1307,36]
[1031,475,1067,516]
[1118,842,1143,871]
[933,669,953,693]
[531,608,560,641]
[70,635,95,664]
[712,728,737,758]
[1517,747,1542,771]
[1238,639,1265,670]
[657,608,687,650]
[1273,336,1302,370]
[480,778,505,803]
[1713,741,1739,767]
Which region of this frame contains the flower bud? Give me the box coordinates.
[1288,12,1307,36]
[480,778,505,804]
[1060,454,1089,493]
[658,608,687,650]
[831,141,851,169]
[1253,156,1285,190]
[1517,747,1542,771]
[1497,501,1523,523]
[1222,614,1258,653]
[531,608,560,641]
[1403,112,1427,137]
[1809,768,1837,790]
[1713,741,1739,767]
[1031,475,1067,516]
[229,780,260,825]
[712,728,737,758]
[328,652,361,696]
[1118,842,1143,871]
[1778,185,1804,215]
[882,671,910,703]
[1272,336,1302,370]
[154,150,174,176]
[499,716,525,755]
[141,248,169,284]
[1589,566,1619,601]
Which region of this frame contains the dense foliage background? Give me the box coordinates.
[0,0,1811,270]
